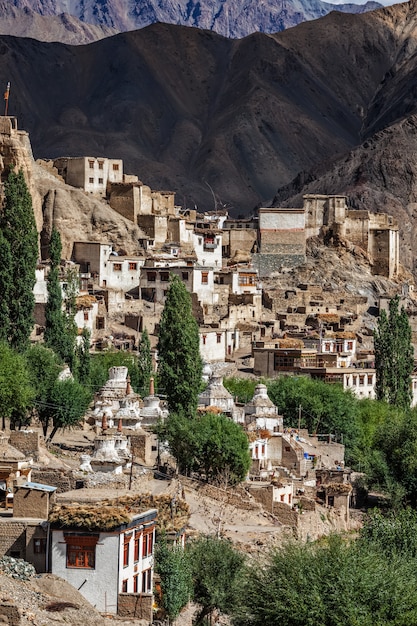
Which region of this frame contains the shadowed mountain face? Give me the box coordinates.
[1,1,417,216]
[5,0,382,39]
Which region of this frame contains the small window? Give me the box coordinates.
[98,161,104,170]
[142,531,153,558]
[113,263,122,271]
[123,534,131,567]
[147,272,156,282]
[359,375,365,386]
[160,272,169,282]
[34,538,46,554]
[133,574,139,593]
[280,494,285,502]
[112,163,119,171]
[83,311,89,321]
[201,272,208,284]
[142,569,152,593]
[122,579,128,593]
[202,335,207,345]
[98,178,103,184]
[367,374,373,385]
[129,262,137,271]
[88,160,94,169]
[134,530,140,562]
[89,177,94,184]
[216,333,221,344]
[96,317,105,330]
[182,272,189,280]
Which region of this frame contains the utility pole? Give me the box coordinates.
[298,404,302,431]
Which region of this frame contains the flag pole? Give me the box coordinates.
[4,82,10,116]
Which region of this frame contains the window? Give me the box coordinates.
[98,161,104,170]
[142,531,153,558]
[65,536,97,569]
[147,272,156,282]
[88,160,94,169]
[201,272,208,284]
[367,374,373,385]
[347,341,354,350]
[134,530,140,562]
[123,534,131,567]
[112,163,119,171]
[238,274,256,286]
[160,272,169,282]
[142,569,152,593]
[280,494,285,502]
[83,311,89,321]
[216,333,222,344]
[113,263,122,271]
[359,375,365,386]
[182,272,189,280]
[34,538,46,554]
[129,262,137,271]
[89,177,94,184]
[202,335,207,345]
[98,177,103,185]
[133,574,139,593]
[122,579,128,593]
[96,317,105,330]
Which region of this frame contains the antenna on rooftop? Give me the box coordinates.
[3,82,10,116]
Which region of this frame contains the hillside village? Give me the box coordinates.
[0,115,415,624]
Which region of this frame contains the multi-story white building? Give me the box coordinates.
[54,156,124,195]
[51,508,157,615]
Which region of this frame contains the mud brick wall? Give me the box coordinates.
[31,470,74,493]
[272,502,298,527]
[9,431,42,459]
[117,593,153,620]
[0,523,26,559]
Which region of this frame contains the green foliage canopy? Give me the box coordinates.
[0,169,38,350]
[155,537,192,623]
[374,296,414,410]
[157,275,202,415]
[0,342,34,428]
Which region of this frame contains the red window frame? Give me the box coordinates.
[123,534,131,567]
[65,536,97,569]
[142,531,153,558]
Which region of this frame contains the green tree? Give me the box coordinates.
[62,266,80,372]
[159,412,251,484]
[25,344,63,437]
[41,378,91,442]
[233,534,417,626]
[223,377,258,404]
[0,168,38,350]
[157,275,202,415]
[374,296,414,410]
[267,376,359,458]
[155,537,192,624]
[90,350,141,393]
[187,535,245,625]
[0,342,34,429]
[76,327,91,384]
[137,328,153,395]
[0,230,12,342]
[44,227,67,357]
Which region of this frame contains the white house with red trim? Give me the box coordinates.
[50,508,157,615]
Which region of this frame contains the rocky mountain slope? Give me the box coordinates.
[0,1,116,44]
[6,0,381,39]
[0,3,411,214]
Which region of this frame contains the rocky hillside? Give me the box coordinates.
[0,3,410,214]
[0,1,116,44]
[5,0,381,40]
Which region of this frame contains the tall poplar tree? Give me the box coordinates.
[157,275,203,415]
[0,168,38,350]
[137,328,153,395]
[374,295,414,410]
[44,227,66,356]
[0,230,12,342]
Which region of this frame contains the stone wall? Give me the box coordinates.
[271,501,298,528]
[117,593,153,621]
[0,521,47,572]
[31,469,74,493]
[9,431,42,459]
